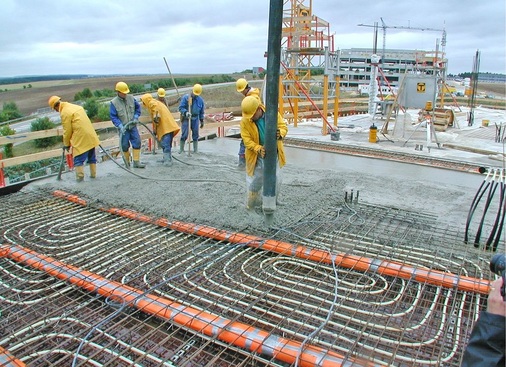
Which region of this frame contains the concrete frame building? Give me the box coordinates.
[336,48,447,92]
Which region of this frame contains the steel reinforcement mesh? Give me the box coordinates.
[0,189,500,367]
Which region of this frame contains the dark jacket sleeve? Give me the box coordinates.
[462,311,506,367]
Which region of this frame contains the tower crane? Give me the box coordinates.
[357,19,446,59]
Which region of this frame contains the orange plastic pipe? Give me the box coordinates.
[0,346,26,367]
[0,243,382,367]
[52,190,491,294]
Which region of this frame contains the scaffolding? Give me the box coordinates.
[281,0,340,134]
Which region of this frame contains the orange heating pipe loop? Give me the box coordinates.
[52,190,491,295]
[0,243,382,367]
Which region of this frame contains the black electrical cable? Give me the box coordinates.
[485,177,505,250]
[473,176,499,247]
[492,182,506,252]
[464,172,491,244]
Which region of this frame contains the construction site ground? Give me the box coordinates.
[1,105,505,366]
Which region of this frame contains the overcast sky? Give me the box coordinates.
[1,0,505,78]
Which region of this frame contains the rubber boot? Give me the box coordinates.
[246,191,259,210]
[179,140,184,154]
[163,152,173,167]
[123,151,131,168]
[75,166,85,182]
[132,149,145,168]
[193,141,198,153]
[89,163,97,178]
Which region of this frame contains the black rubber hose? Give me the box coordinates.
[492,183,506,252]
[485,179,505,250]
[465,178,490,244]
[474,179,499,247]
[118,120,158,167]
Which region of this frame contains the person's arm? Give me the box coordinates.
[462,278,506,367]
[109,103,122,128]
[276,112,288,139]
[178,95,189,115]
[133,99,141,121]
[198,97,205,121]
[60,108,72,148]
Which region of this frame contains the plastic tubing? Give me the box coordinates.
[0,346,26,367]
[52,190,491,295]
[465,168,493,244]
[0,243,382,367]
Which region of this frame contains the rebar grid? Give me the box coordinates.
[0,190,500,367]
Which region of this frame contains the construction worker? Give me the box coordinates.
[140,94,180,167]
[110,81,145,168]
[157,88,168,106]
[240,95,287,210]
[236,78,265,170]
[157,87,181,108]
[178,84,205,154]
[48,95,100,182]
[462,277,505,366]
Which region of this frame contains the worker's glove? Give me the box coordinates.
[185,111,192,119]
[200,120,204,128]
[118,126,126,135]
[258,146,266,158]
[153,116,160,123]
[276,129,283,140]
[63,146,70,152]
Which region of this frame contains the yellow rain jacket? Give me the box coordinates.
[240,107,287,177]
[246,87,265,109]
[140,94,180,140]
[58,102,100,156]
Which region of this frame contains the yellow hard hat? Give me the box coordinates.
[241,95,260,119]
[115,81,130,94]
[48,95,61,109]
[157,88,166,97]
[140,93,153,106]
[192,84,202,96]
[236,78,248,93]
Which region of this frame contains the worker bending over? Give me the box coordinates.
[140,94,180,167]
[240,96,287,210]
[48,95,100,182]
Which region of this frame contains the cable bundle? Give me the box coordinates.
[465,168,506,251]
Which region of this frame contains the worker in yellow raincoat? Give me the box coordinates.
[240,95,287,210]
[140,94,180,166]
[236,78,265,170]
[48,96,100,182]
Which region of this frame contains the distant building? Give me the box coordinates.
[252,67,265,75]
[478,73,506,83]
[334,48,447,92]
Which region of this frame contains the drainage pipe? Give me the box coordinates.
[0,243,381,367]
[52,190,491,295]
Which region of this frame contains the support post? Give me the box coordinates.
[263,0,283,224]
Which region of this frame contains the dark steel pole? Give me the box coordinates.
[263,0,283,223]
